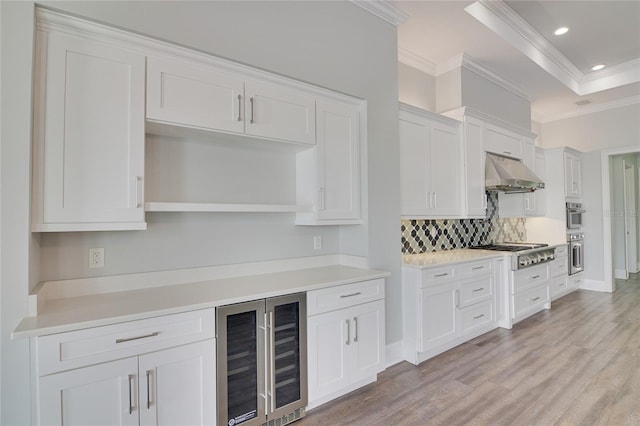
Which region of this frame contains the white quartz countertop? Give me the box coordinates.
[403,243,568,269]
[13,264,389,338]
[403,249,505,268]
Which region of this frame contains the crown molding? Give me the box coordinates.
[398,48,437,75]
[538,95,640,123]
[350,0,409,27]
[464,0,640,96]
[438,52,531,101]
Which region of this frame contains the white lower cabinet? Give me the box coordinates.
[510,263,550,324]
[35,310,216,426]
[306,280,385,409]
[403,259,497,365]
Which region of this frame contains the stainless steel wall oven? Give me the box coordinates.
[216,293,307,426]
[566,202,585,229]
[568,232,584,275]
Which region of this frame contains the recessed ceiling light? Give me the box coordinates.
[591,64,605,71]
[554,27,569,36]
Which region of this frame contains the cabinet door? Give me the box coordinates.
[464,117,487,217]
[146,56,244,134]
[523,139,536,215]
[419,282,458,352]
[40,32,145,229]
[315,99,361,221]
[429,121,462,216]
[39,357,139,426]
[138,340,216,426]
[483,123,523,159]
[351,300,385,381]
[245,80,315,145]
[306,310,351,402]
[399,112,430,216]
[564,153,582,198]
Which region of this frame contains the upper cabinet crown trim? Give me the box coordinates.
[399,103,461,127]
[440,106,537,139]
[35,7,362,105]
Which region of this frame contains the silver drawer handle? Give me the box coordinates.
[434,273,449,277]
[531,275,541,279]
[340,292,362,298]
[472,266,484,270]
[116,331,160,344]
[128,374,135,415]
[472,287,485,292]
[530,296,541,302]
[473,314,485,320]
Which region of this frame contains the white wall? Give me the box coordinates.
[537,103,640,288]
[1,2,34,424]
[2,2,402,423]
[398,62,436,111]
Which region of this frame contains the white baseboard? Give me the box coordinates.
[615,269,628,280]
[385,341,404,368]
[581,279,610,293]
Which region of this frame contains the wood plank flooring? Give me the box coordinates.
[298,274,640,425]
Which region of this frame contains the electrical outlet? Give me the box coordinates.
[313,236,322,250]
[89,248,105,268]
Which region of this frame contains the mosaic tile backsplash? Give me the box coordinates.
[401,192,527,254]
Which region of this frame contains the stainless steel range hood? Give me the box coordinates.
[485,152,545,193]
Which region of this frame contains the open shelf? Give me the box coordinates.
[145,202,312,213]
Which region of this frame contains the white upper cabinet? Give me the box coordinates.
[564,151,582,199]
[296,98,361,225]
[244,80,315,145]
[462,116,487,218]
[483,122,523,159]
[146,56,244,134]
[32,27,146,232]
[524,145,546,217]
[146,57,315,146]
[399,104,463,218]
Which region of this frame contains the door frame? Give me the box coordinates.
[601,146,640,292]
[623,160,638,276]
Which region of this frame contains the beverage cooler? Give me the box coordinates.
[216,293,307,426]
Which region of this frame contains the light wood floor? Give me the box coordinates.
[298,274,640,426]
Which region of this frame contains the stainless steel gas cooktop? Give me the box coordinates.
[470,242,555,270]
[469,242,548,252]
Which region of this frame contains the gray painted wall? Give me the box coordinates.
[539,104,640,285]
[398,62,436,111]
[1,2,401,423]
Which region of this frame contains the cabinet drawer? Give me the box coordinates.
[549,256,568,278]
[550,276,568,298]
[458,274,493,307]
[460,300,493,334]
[512,264,549,293]
[307,279,384,316]
[567,274,583,290]
[420,265,455,287]
[38,309,215,376]
[513,284,549,318]
[458,259,493,277]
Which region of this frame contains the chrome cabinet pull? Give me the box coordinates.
[115,331,159,344]
[353,317,358,343]
[434,272,449,278]
[340,292,362,299]
[473,314,485,320]
[503,151,512,155]
[146,370,152,409]
[531,296,541,302]
[136,176,143,208]
[250,97,255,123]
[531,275,540,280]
[268,311,275,414]
[128,374,135,415]
[345,319,351,345]
[237,94,242,121]
[472,266,484,270]
[433,191,437,208]
[472,287,484,292]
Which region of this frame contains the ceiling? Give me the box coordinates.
[389,0,640,123]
